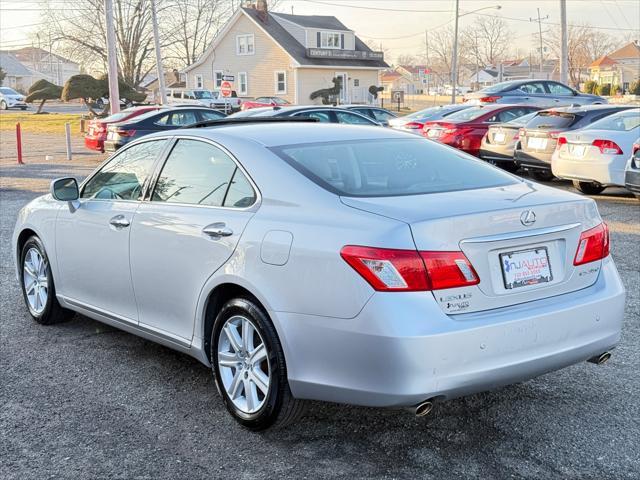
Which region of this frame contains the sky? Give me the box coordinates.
[1,0,639,63]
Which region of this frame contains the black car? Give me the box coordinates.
[104,107,226,151]
[340,105,397,126]
[230,105,381,125]
[514,105,636,180]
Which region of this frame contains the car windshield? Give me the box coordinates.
[444,107,492,122]
[0,87,19,95]
[588,109,640,131]
[193,91,213,99]
[525,111,576,129]
[272,138,517,197]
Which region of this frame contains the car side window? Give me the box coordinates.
[294,111,331,122]
[372,109,395,122]
[352,108,372,118]
[151,139,254,207]
[223,169,257,208]
[200,110,225,120]
[81,140,166,200]
[335,111,375,125]
[546,82,574,96]
[517,82,545,95]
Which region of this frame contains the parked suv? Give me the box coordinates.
[166,89,242,112]
[514,105,635,180]
[0,87,27,110]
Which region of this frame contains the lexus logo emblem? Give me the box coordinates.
[520,210,536,226]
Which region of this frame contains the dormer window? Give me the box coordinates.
[236,34,255,55]
[320,31,342,49]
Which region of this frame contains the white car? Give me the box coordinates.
[0,86,28,110]
[13,121,625,430]
[552,108,640,194]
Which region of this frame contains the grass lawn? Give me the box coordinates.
[0,113,86,135]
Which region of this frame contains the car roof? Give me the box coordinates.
[538,104,633,115]
[160,122,410,147]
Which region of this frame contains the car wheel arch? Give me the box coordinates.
[16,228,39,264]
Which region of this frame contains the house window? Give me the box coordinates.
[238,72,248,95]
[214,70,223,89]
[321,31,341,49]
[194,75,203,89]
[353,79,359,87]
[275,71,287,94]
[236,34,255,55]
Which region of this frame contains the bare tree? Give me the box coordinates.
[428,26,471,82]
[545,23,619,87]
[461,16,512,67]
[158,0,234,67]
[395,54,418,66]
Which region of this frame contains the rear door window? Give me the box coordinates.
[516,82,546,95]
[335,111,376,125]
[545,82,574,96]
[293,110,332,122]
[372,109,396,122]
[272,138,516,197]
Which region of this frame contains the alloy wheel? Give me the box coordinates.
[217,315,271,414]
[23,247,48,314]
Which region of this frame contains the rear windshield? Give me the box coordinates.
[271,138,517,197]
[406,106,451,120]
[444,107,491,122]
[588,109,640,131]
[478,81,520,94]
[525,112,576,129]
[193,91,213,99]
[505,111,538,127]
[104,108,148,123]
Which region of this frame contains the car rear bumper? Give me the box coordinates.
[515,150,553,170]
[274,257,624,407]
[552,154,627,186]
[479,145,516,163]
[84,136,104,152]
[104,139,125,152]
[624,169,640,194]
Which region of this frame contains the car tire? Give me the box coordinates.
[573,180,605,195]
[0,100,7,110]
[529,170,555,181]
[211,297,307,431]
[20,236,74,325]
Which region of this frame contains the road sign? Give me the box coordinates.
[391,90,404,103]
[220,81,232,98]
[222,75,235,81]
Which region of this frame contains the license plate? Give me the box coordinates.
[427,129,442,138]
[570,145,586,157]
[527,137,548,149]
[500,247,552,290]
[493,132,506,143]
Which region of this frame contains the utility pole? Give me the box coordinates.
[475,32,480,89]
[424,30,430,94]
[559,0,568,85]
[530,8,549,75]
[451,0,460,104]
[104,0,120,113]
[150,0,166,105]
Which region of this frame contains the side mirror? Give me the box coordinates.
[51,177,79,201]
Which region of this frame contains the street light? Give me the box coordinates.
[451,3,502,104]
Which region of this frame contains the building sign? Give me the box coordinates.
[306,48,384,61]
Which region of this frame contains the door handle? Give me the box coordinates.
[109,214,130,229]
[202,222,233,238]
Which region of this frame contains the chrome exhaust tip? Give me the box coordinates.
[587,352,611,365]
[415,399,434,417]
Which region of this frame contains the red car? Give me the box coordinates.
[84,106,162,152]
[240,96,290,111]
[422,104,540,156]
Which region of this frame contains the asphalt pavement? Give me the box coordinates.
[1,163,639,479]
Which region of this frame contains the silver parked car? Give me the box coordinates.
[552,108,640,194]
[465,80,606,108]
[0,86,28,110]
[13,122,625,430]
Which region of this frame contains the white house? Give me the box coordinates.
[183,2,388,104]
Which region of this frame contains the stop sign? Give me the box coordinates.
[220,81,232,97]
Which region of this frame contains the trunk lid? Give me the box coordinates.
[341,181,603,314]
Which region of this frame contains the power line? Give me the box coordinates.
[299,0,453,13]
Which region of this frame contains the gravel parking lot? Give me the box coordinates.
[1,157,638,479]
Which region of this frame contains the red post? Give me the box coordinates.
[16,123,24,165]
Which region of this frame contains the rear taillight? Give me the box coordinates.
[116,128,136,137]
[592,139,623,155]
[632,143,639,155]
[519,128,526,138]
[573,223,609,266]
[479,96,500,103]
[556,136,567,149]
[340,246,479,291]
[404,122,424,130]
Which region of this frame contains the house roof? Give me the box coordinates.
[0,52,34,76]
[609,42,640,60]
[242,7,388,68]
[397,65,428,74]
[590,55,617,68]
[270,11,351,31]
[9,46,78,66]
[381,71,402,81]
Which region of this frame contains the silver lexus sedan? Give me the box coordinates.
[13,122,625,430]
